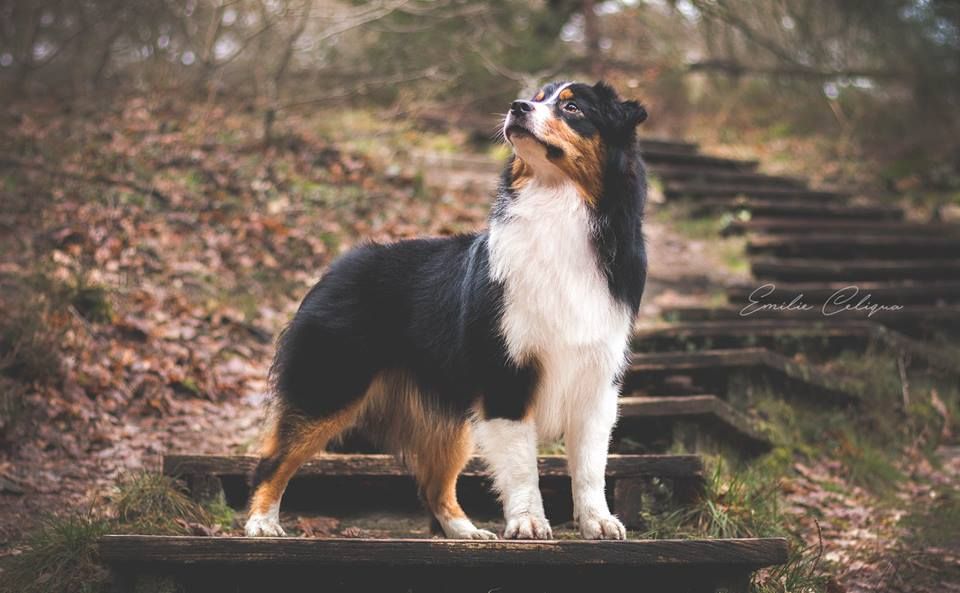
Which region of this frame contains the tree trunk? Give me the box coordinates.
[11,1,40,95]
[582,0,602,79]
[197,0,228,94]
[263,0,312,146]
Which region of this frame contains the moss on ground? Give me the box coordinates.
[0,473,217,593]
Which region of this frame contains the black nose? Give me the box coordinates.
[510,100,534,115]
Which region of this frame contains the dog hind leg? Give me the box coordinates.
[244,403,361,536]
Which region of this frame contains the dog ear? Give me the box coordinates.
[593,81,647,136]
[592,80,618,100]
[621,100,648,127]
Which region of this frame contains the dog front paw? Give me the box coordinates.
[464,528,499,540]
[244,513,286,537]
[441,517,499,540]
[504,514,553,539]
[578,513,626,540]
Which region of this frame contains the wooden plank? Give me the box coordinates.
[633,321,959,374]
[641,151,759,170]
[638,138,700,154]
[99,535,788,568]
[691,198,903,220]
[665,184,846,201]
[629,348,770,372]
[619,395,771,451]
[747,233,960,258]
[724,217,960,236]
[164,453,704,481]
[760,351,859,401]
[750,256,960,282]
[650,165,806,188]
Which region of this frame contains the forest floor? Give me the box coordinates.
[0,95,957,592]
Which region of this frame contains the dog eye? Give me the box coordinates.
[563,102,580,114]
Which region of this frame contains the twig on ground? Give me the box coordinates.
[897,354,911,410]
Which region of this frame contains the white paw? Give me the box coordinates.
[504,514,553,539]
[579,513,626,540]
[441,517,498,540]
[244,513,286,537]
[464,528,499,540]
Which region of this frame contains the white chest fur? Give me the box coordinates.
[487,182,632,439]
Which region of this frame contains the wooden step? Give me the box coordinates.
[747,233,960,259]
[665,183,846,201]
[750,256,960,282]
[164,454,703,481]
[691,197,903,220]
[636,319,879,341]
[626,348,857,403]
[619,395,772,453]
[634,320,877,353]
[723,217,960,236]
[728,280,960,305]
[650,165,806,188]
[164,453,705,528]
[100,535,789,593]
[641,151,759,171]
[638,138,700,154]
[633,321,958,372]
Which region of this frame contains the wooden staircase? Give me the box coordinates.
[98,138,804,592]
[647,139,960,330]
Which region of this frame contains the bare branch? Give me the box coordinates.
[687,59,906,81]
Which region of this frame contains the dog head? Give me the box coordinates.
[503,81,647,202]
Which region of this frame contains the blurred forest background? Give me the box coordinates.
[1,2,959,592]
[2,0,959,180]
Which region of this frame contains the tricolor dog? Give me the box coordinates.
[245,81,648,540]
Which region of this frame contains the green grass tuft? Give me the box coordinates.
[0,513,111,593]
[114,472,211,535]
[752,530,831,593]
[641,459,783,540]
[0,473,226,592]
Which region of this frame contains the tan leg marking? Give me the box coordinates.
[248,404,362,517]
